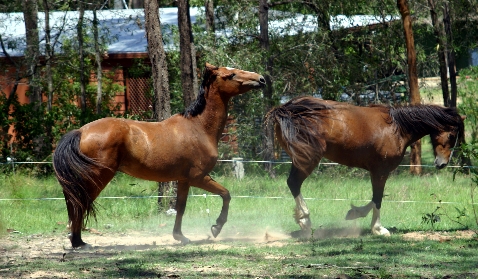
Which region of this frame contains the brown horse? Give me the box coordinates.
[53,63,265,247]
[266,96,465,236]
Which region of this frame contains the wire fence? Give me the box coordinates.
[1,194,476,205]
[0,159,476,168]
[0,159,476,205]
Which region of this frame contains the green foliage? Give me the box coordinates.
[458,66,478,143]
[421,206,442,229]
[2,1,478,171]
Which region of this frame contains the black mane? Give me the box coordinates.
[181,67,214,118]
[389,104,463,136]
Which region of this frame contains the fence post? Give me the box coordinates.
[232,157,244,180]
[9,143,14,174]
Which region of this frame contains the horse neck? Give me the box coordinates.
[399,126,432,147]
[196,88,231,142]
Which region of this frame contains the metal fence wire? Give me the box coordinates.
[126,76,153,117]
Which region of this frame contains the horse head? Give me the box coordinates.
[430,115,466,169]
[204,63,266,97]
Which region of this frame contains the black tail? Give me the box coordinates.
[265,96,329,172]
[53,130,103,226]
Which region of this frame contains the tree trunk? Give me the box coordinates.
[259,0,275,178]
[23,0,46,159]
[93,9,103,115]
[129,0,142,9]
[443,3,457,108]
[427,0,450,107]
[114,0,123,9]
[42,0,53,112]
[397,0,422,175]
[77,1,87,124]
[205,0,215,32]
[42,0,54,159]
[144,0,176,211]
[22,0,40,107]
[177,0,197,108]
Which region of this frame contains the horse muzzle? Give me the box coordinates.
[248,76,266,88]
[434,157,448,169]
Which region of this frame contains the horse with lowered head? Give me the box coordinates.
[266,96,465,236]
[53,63,265,247]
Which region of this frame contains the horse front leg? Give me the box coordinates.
[370,202,390,236]
[345,172,390,236]
[193,175,230,238]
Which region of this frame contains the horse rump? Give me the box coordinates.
[265,96,329,172]
[53,130,103,227]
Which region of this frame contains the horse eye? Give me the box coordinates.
[229,73,236,79]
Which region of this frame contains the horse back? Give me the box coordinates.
[322,104,402,168]
[78,116,218,181]
[271,97,404,172]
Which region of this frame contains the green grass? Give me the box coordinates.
[1,164,477,278]
[0,164,476,237]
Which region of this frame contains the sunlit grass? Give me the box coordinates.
[0,163,476,238]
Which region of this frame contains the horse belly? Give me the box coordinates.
[118,140,187,182]
[324,149,368,170]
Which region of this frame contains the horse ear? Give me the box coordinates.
[461,115,467,121]
[205,63,217,72]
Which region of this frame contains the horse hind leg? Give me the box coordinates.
[64,170,115,248]
[172,180,192,244]
[288,164,314,236]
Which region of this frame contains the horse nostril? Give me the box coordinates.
[436,163,447,169]
[259,77,266,84]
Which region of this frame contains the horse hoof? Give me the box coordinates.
[74,243,93,250]
[372,226,391,236]
[69,235,88,248]
[211,225,222,238]
[297,217,312,231]
[345,208,359,220]
[174,233,190,244]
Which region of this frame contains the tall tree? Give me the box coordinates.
[77,0,87,123]
[177,0,197,108]
[22,0,45,159]
[42,0,53,112]
[93,8,103,114]
[145,0,171,120]
[398,0,422,175]
[259,0,275,177]
[22,0,40,108]
[41,0,55,158]
[205,0,214,32]
[427,0,450,107]
[144,0,176,211]
[443,2,457,108]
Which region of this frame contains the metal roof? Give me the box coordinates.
[0,8,398,58]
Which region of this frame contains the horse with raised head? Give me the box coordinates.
[266,96,465,236]
[53,63,265,247]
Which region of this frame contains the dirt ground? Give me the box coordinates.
[1,227,476,279]
[0,229,296,279]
